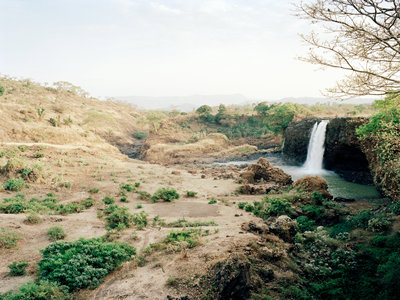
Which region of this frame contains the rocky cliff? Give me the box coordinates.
[283,117,373,185]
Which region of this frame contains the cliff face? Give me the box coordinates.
[282,118,320,164]
[283,117,373,185]
[324,118,373,185]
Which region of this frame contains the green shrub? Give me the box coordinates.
[34,152,44,158]
[196,105,212,114]
[24,213,42,224]
[8,261,28,276]
[120,196,128,202]
[388,201,400,215]
[208,199,217,204]
[17,145,29,152]
[60,181,72,188]
[0,86,4,96]
[120,183,138,192]
[244,204,254,212]
[82,198,95,208]
[132,211,148,229]
[38,238,135,291]
[0,227,22,249]
[105,206,133,230]
[296,216,316,232]
[133,131,148,139]
[55,202,85,215]
[4,178,25,191]
[238,202,248,209]
[137,190,151,200]
[301,205,326,220]
[186,191,197,197]
[47,226,66,241]
[0,280,69,299]
[164,229,202,250]
[102,196,115,205]
[265,197,292,216]
[88,187,99,194]
[151,188,180,202]
[136,204,142,209]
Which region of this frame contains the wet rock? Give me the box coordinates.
[334,197,355,202]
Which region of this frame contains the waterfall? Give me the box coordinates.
[303,120,329,174]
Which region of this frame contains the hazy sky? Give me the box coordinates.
[0,0,347,99]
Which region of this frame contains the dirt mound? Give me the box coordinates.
[240,158,292,189]
[293,175,332,198]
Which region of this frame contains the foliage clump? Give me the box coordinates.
[47,226,66,241]
[8,261,28,276]
[0,280,69,299]
[38,238,135,291]
[151,188,180,202]
[0,227,22,249]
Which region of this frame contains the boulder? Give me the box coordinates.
[293,176,332,199]
[241,158,292,186]
[265,215,297,242]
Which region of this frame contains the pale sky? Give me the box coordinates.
[0,0,347,100]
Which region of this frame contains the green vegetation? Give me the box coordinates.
[88,187,99,194]
[0,227,22,249]
[33,152,44,158]
[102,195,115,205]
[24,213,42,224]
[186,191,197,197]
[47,226,66,241]
[38,238,135,291]
[166,218,217,228]
[8,261,28,276]
[105,205,134,230]
[0,86,4,96]
[133,131,148,139]
[1,281,69,299]
[4,178,25,191]
[208,199,217,204]
[238,196,293,218]
[151,188,180,202]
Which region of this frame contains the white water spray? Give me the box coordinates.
[303,120,329,174]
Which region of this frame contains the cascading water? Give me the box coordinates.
[303,120,329,174]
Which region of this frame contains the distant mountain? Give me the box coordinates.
[115,94,377,111]
[116,94,249,111]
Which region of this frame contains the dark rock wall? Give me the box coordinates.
[283,117,374,185]
[324,118,373,185]
[282,118,320,164]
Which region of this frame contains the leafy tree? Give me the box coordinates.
[254,102,273,116]
[196,105,212,115]
[297,0,400,97]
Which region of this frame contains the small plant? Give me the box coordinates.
[120,183,138,192]
[34,152,44,158]
[137,204,143,209]
[133,131,148,139]
[24,213,42,224]
[186,191,197,197]
[132,211,148,230]
[137,190,151,200]
[0,227,22,248]
[82,198,95,208]
[36,107,46,120]
[4,177,25,191]
[47,226,66,241]
[60,181,72,188]
[105,206,133,230]
[48,118,59,127]
[244,204,253,212]
[0,86,4,96]
[102,196,115,205]
[120,196,128,202]
[238,202,248,209]
[151,188,180,202]
[208,199,217,204]
[88,187,99,194]
[17,145,29,152]
[1,280,69,299]
[8,261,28,276]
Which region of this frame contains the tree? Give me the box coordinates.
[254,102,273,116]
[196,105,212,115]
[297,0,400,98]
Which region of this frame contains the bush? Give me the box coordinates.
[137,190,151,200]
[88,187,99,194]
[38,238,135,291]
[24,213,42,224]
[82,198,95,208]
[186,191,197,197]
[296,216,316,232]
[120,183,139,192]
[133,131,148,139]
[132,211,148,229]
[8,261,28,276]
[102,196,115,205]
[208,199,217,204]
[0,227,22,249]
[196,105,212,114]
[105,206,133,230]
[0,280,69,299]
[151,188,180,202]
[34,152,44,158]
[265,197,292,216]
[238,202,248,209]
[47,226,66,241]
[4,178,25,191]
[0,86,4,96]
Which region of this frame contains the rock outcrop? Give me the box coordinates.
[293,176,332,199]
[239,158,292,194]
[324,118,373,185]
